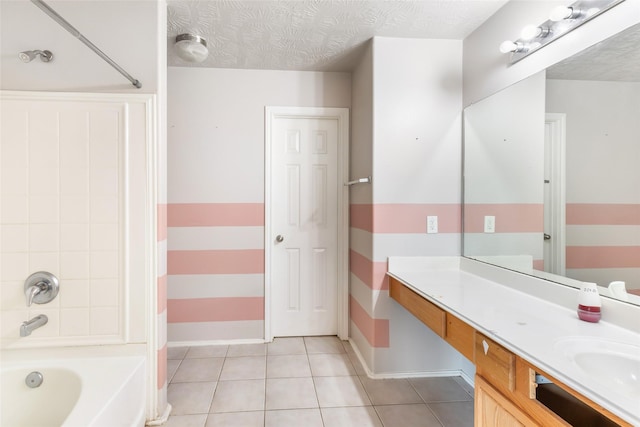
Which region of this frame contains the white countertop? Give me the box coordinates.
[387,258,640,425]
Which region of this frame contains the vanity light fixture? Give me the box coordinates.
[174,33,209,63]
[500,0,625,64]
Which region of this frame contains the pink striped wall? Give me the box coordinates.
[348,203,461,349]
[167,203,264,226]
[167,203,265,342]
[566,203,640,225]
[351,204,461,233]
[350,296,390,347]
[168,249,264,275]
[350,250,389,291]
[566,246,640,269]
[566,203,640,274]
[168,297,264,323]
[464,203,543,233]
[157,204,168,394]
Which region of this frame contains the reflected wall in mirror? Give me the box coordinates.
[463,23,640,305]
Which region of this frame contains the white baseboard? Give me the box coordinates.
[167,338,266,348]
[145,403,171,426]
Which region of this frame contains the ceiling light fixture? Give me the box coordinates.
[499,0,625,64]
[174,34,208,63]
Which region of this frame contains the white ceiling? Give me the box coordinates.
[167,0,508,71]
[546,22,640,82]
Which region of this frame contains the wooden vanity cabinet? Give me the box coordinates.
[388,275,633,427]
[389,277,446,338]
[475,375,538,427]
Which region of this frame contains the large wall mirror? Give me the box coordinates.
[463,23,640,305]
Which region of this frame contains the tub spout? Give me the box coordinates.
[20,314,48,337]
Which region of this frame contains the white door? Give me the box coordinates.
[543,113,567,276]
[266,108,347,338]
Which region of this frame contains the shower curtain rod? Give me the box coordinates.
[31,0,142,89]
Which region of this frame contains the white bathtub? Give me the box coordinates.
[1,346,146,427]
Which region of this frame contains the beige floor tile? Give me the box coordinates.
[227,343,267,357]
[452,376,475,397]
[375,404,443,427]
[205,411,265,427]
[429,401,474,427]
[167,359,181,383]
[267,354,312,378]
[186,345,228,358]
[265,377,319,410]
[172,357,224,383]
[210,379,265,413]
[164,414,207,427]
[167,346,188,360]
[314,376,371,407]
[308,353,356,376]
[219,356,266,380]
[321,406,383,427]
[409,377,473,403]
[359,377,423,405]
[267,337,306,355]
[304,336,346,354]
[265,408,323,427]
[168,382,217,415]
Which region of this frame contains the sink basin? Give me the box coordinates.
[553,337,640,397]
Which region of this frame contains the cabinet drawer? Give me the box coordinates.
[445,313,475,361]
[389,277,445,338]
[476,333,516,392]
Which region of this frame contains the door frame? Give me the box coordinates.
[264,106,350,342]
[544,113,567,276]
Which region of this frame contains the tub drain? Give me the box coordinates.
[25,371,43,388]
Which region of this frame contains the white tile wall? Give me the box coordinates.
[0,99,125,343]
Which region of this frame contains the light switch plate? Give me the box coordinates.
[427,216,438,234]
[484,216,495,233]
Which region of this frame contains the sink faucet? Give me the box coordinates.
[20,314,48,337]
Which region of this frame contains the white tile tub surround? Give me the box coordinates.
[0,91,155,348]
[1,345,146,427]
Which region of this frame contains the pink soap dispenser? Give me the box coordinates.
[577,282,601,323]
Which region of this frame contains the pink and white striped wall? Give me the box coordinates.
[547,80,640,291]
[348,37,467,376]
[167,203,265,342]
[167,66,352,344]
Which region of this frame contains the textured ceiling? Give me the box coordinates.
[547,23,640,82]
[167,0,508,71]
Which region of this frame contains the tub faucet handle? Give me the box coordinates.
[23,271,59,307]
[25,282,46,307]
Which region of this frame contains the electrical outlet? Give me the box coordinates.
[427,216,438,234]
[484,216,496,233]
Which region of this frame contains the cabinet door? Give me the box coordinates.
[475,375,539,427]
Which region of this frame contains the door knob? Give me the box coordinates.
[276,235,284,243]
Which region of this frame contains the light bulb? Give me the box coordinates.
[499,40,527,54]
[521,25,541,40]
[550,6,579,21]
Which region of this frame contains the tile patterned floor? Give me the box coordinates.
[165,336,474,427]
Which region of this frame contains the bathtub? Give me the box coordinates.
[1,346,146,427]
